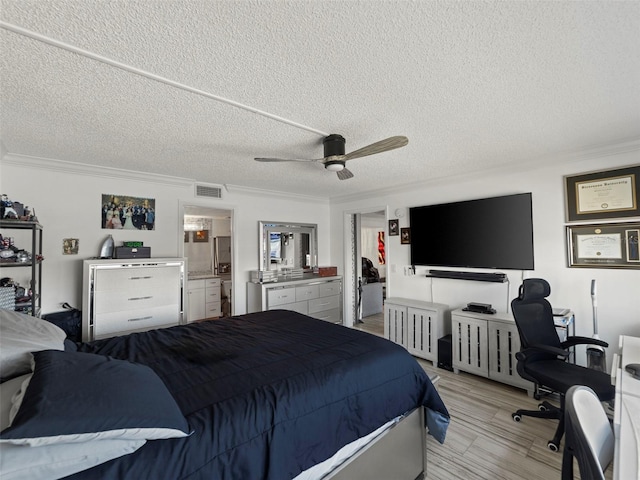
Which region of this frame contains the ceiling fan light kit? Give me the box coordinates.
[255,134,408,180]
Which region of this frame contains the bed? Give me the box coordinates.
[0,309,449,479]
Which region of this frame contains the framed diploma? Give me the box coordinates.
[564,165,640,222]
[567,222,640,268]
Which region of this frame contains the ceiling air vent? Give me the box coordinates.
[195,184,223,199]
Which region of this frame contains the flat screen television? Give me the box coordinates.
[409,193,534,270]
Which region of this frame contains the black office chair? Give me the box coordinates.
[510,278,615,452]
[561,385,614,480]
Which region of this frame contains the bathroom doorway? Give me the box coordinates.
[180,204,234,318]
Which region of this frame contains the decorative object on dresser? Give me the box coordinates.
[247,276,343,324]
[384,298,449,366]
[81,258,186,341]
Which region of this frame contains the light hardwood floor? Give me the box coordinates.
[354,313,613,480]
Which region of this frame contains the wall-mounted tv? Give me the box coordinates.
[409,193,534,270]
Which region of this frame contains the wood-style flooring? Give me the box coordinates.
[354,313,613,480]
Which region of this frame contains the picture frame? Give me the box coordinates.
[194,230,209,243]
[566,222,640,268]
[62,238,79,255]
[564,165,640,222]
[184,231,190,243]
[389,219,399,236]
[101,193,156,230]
[400,227,411,245]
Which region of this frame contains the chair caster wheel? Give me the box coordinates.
[534,393,541,400]
[547,441,559,452]
[538,404,548,412]
[512,413,521,422]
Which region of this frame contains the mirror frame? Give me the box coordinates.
[259,221,318,272]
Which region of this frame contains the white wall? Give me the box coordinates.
[330,148,640,366]
[0,155,331,316]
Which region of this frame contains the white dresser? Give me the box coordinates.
[82,258,186,341]
[246,276,343,323]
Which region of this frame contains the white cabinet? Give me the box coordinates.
[82,258,186,341]
[187,277,221,322]
[383,298,449,365]
[247,276,342,323]
[451,309,531,392]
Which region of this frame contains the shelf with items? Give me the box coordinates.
[0,220,43,317]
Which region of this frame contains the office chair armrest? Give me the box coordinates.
[561,336,609,349]
[517,344,569,360]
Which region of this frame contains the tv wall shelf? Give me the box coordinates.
[426,269,507,283]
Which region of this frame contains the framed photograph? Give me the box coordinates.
[564,165,640,222]
[400,227,411,245]
[389,219,399,236]
[566,222,640,268]
[101,194,156,230]
[62,238,79,255]
[194,230,209,243]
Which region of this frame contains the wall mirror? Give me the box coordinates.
[259,221,318,272]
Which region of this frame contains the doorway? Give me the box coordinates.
[342,207,387,330]
[180,204,234,318]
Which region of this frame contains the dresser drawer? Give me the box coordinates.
[205,278,221,289]
[206,288,221,303]
[295,284,319,302]
[267,287,296,307]
[319,281,342,298]
[205,301,221,318]
[267,300,308,315]
[310,308,341,323]
[94,304,180,338]
[309,295,340,314]
[94,285,180,314]
[95,265,181,292]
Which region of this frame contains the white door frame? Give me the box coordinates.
[342,205,388,328]
[178,199,237,317]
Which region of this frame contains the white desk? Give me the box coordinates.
[612,335,640,480]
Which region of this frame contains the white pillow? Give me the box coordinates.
[0,439,145,480]
[0,374,31,431]
[0,310,66,381]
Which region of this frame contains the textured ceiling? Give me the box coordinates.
[1,1,639,198]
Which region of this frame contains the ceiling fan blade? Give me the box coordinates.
[337,168,354,180]
[343,136,408,161]
[254,157,318,163]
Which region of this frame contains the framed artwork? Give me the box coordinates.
[194,230,209,243]
[377,231,385,265]
[389,219,399,236]
[566,222,640,268]
[400,227,411,245]
[101,194,156,230]
[62,238,79,255]
[564,165,640,222]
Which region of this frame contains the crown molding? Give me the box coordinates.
[224,184,329,204]
[1,152,195,187]
[330,136,640,205]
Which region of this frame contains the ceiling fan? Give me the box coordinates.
[254,134,408,180]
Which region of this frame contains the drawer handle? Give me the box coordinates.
[317,301,331,307]
[129,276,152,280]
[128,296,153,301]
[128,316,152,322]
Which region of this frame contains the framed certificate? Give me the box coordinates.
[564,165,640,222]
[567,222,640,268]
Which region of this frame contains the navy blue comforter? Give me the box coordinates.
[71,310,448,479]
